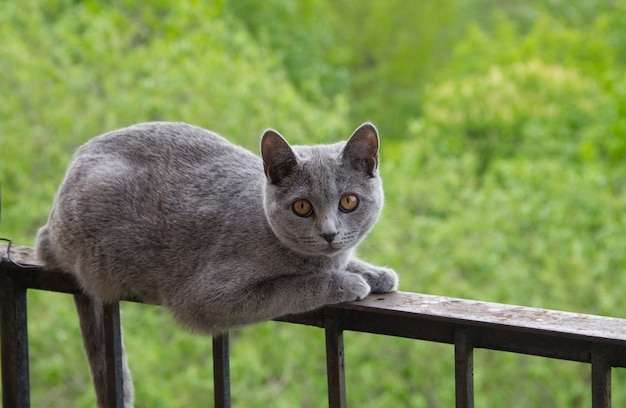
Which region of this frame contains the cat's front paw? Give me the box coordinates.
[366,266,399,293]
[333,273,371,303]
[347,261,399,294]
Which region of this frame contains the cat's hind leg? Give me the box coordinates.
[74,294,134,408]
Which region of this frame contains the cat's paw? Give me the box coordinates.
[365,266,399,293]
[333,273,371,303]
[347,262,399,293]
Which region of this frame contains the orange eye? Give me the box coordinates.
[293,199,314,217]
[339,194,358,213]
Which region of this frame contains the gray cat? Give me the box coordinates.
[35,121,398,407]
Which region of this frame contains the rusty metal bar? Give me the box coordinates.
[102,302,125,408]
[591,345,612,408]
[325,310,347,408]
[212,333,231,408]
[0,268,31,408]
[454,328,474,408]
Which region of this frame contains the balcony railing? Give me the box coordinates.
[2,242,626,407]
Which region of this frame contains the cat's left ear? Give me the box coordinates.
[343,122,379,177]
[261,129,299,185]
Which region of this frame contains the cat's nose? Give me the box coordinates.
[320,232,337,243]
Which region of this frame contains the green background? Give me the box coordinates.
[1,1,625,406]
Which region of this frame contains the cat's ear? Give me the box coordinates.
[343,122,379,177]
[261,129,299,184]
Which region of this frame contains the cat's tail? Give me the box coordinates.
[74,293,134,407]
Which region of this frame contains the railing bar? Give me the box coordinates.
[325,311,347,408]
[329,308,626,366]
[591,345,612,408]
[102,302,125,408]
[212,333,231,408]
[454,329,474,408]
[0,271,31,408]
[6,247,626,407]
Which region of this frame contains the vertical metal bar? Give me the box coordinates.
[325,311,347,408]
[454,328,474,408]
[212,333,231,408]
[591,345,611,408]
[102,302,125,408]
[0,270,31,408]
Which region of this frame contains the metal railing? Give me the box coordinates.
[2,244,626,407]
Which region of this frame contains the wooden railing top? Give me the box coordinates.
[350,292,626,343]
[3,242,626,356]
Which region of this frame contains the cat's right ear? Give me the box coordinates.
[261,130,298,185]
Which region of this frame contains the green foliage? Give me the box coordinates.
[229,0,464,138]
[326,0,462,138]
[1,0,626,406]
[445,7,626,166]
[422,60,615,174]
[225,0,345,103]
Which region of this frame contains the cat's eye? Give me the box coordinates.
[293,199,314,217]
[339,194,358,213]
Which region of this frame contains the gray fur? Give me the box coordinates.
[35,121,398,406]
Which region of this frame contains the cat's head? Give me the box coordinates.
[261,123,384,257]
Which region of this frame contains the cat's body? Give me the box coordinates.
[36,122,398,406]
